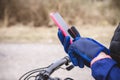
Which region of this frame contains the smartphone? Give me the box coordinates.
[50,12,72,43]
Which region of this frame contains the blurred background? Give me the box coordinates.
[0,0,120,43]
[0,0,120,80]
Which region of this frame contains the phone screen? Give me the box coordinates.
[50,12,70,37]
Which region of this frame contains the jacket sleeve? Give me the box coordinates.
[91,58,120,80]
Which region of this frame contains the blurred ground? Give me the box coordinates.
[0,43,94,80]
[0,24,117,80]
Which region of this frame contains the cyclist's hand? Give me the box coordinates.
[68,37,110,67]
[57,29,110,68]
[57,29,71,53]
[57,29,84,68]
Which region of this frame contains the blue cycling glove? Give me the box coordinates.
[57,29,71,53]
[58,29,84,68]
[57,29,110,68]
[68,38,110,67]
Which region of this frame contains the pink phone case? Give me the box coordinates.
[50,12,72,44]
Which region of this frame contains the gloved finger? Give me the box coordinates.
[57,29,65,45]
[71,52,84,68]
[84,59,90,67]
[77,56,84,68]
[68,51,84,68]
[68,51,78,66]
[64,36,70,53]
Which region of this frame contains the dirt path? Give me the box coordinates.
[0,43,94,80]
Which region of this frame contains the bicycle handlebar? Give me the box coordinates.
[45,56,70,76]
[19,56,73,80]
